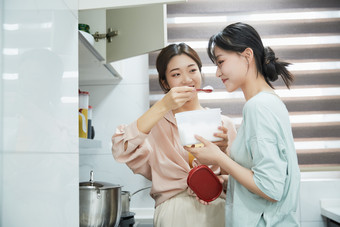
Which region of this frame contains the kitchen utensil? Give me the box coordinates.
[121,186,151,214]
[187,165,222,202]
[175,108,223,146]
[196,85,214,93]
[79,170,122,227]
[121,191,131,214]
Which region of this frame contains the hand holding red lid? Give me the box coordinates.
[187,174,228,205]
[185,135,229,203]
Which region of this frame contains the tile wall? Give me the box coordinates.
[1,0,79,226]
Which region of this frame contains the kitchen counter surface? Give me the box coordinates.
[131,208,154,226]
[321,199,340,223]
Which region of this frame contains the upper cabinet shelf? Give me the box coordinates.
[79,31,121,85]
[79,0,186,10]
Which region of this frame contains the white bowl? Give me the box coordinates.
[175,108,222,146]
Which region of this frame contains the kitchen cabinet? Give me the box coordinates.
[78,3,166,84]
[79,4,167,64]
[79,31,121,85]
[79,0,186,11]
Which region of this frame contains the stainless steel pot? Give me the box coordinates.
[79,171,122,227]
[121,191,131,214]
[121,186,151,215]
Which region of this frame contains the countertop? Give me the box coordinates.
[321,199,340,223]
[131,208,154,226]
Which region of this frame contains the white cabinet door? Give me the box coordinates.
[79,4,166,63]
[79,0,186,10]
[106,4,166,62]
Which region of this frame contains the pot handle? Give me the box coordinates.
[131,186,151,197]
[89,170,94,183]
[88,170,101,199]
[97,189,101,199]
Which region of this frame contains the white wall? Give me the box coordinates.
[0,0,4,222]
[300,171,340,227]
[79,54,155,209]
[1,0,79,226]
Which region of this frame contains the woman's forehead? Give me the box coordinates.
[167,55,197,71]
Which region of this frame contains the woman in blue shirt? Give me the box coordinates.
[185,22,300,226]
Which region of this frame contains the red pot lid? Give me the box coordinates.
[187,165,222,202]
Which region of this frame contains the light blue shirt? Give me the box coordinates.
[226,92,300,227]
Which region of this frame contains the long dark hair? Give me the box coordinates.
[156,43,202,93]
[207,22,293,89]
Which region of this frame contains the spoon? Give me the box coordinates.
[196,85,214,93]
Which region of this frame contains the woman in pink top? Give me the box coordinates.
[112,43,236,227]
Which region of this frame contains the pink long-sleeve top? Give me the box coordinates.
[112,110,237,207]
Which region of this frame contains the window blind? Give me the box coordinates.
[149,0,340,171]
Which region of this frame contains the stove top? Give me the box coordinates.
[119,212,135,227]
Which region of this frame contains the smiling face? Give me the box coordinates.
[164,54,202,90]
[214,46,249,92]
